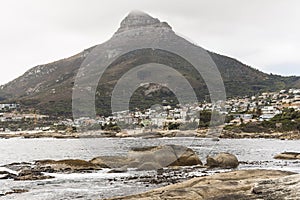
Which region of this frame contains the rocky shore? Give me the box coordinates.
[0,145,205,179]
[1,129,300,140]
[0,144,240,197]
[1,144,299,198]
[104,150,299,200]
[220,130,300,140]
[106,169,300,200]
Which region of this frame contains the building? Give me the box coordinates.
[0,103,19,111]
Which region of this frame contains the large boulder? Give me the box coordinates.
[91,145,202,171]
[206,152,239,169]
[170,145,203,166]
[128,145,202,170]
[274,152,300,160]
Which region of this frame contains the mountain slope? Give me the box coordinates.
[0,11,299,116]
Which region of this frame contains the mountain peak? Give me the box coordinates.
[115,10,172,34]
[127,10,151,18]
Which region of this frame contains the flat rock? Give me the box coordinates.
[106,169,296,200]
[251,173,300,199]
[35,159,107,173]
[274,152,300,160]
[14,169,54,181]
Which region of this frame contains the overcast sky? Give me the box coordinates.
[0,0,299,85]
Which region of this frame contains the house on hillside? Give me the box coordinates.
[0,103,19,111]
[259,106,281,121]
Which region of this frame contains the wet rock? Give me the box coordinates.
[0,167,18,179]
[35,159,107,173]
[0,189,29,197]
[108,167,128,173]
[15,169,54,181]
[206,153,239,169]
[3,162,33,171]
[274,152,300,160]
[1,163,56,180]
[0,171,16,179]
[118,166,197,186]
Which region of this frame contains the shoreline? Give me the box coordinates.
[0,129,299,140]
[105,169,300,200]
[1,141,299,199]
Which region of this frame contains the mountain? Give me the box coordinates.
[0,11,299,117]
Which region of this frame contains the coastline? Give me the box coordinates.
[105,169,300,200]
[1,138,299,199]
[0,129,299,140]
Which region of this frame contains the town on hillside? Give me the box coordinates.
[0,88,300,133]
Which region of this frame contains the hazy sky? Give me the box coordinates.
[0,0,299,85]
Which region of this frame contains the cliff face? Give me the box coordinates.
[0,11,299,116]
